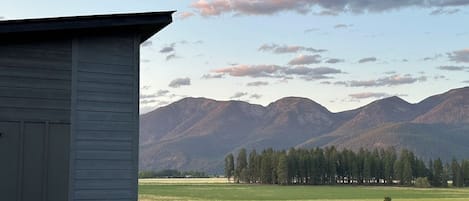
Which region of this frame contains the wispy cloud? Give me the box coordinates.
[288,54,322,65]
[250,94,262,99]
[334,24,353,29]
[140,90,170,99]
[211,64,343,81]
[169,78,191,88]
[191,0,469,17]
[202,73,225,79]
[437,65,469,71]
[358,57,377,63]
[160,43,176,53]
[325,58,344,64]
[230,92,248,99]
[259,43,326,54]
[177,11,196,20]
[166,54,179,61]
[448,49,469,63]
[343,74,427,87]
[246,81,269,87]
[212,64,281,77]
[349,92,390,99]
[429,8,460,15]
[304,28,320,33]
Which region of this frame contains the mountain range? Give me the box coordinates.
[139,87,469,173]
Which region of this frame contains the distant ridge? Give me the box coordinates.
[140,87,469,173]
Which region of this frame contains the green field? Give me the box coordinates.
[138,178,469,201]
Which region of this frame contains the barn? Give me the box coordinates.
[0,12,173,201]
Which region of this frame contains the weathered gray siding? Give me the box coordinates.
[0,39,72,122]
[70,33,139,201]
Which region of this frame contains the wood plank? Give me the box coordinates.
[0,87,70,100]
[76,101,133,113]
[75,160,133,170]
[77,71,133,85]
[0,96,70,110]
[76,62,133,75]
[77,81,132,94]
[76,150,132,160]
[75,170,132,180]
[0,66,70,80]
[0,76,70,90]
[73,189,132,200]
[75,140,132,151]
[74,179,133,190]
[74,130,132,141]
[76,110,133,122]
[76,121,134,131]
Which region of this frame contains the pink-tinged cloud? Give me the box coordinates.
[288,54,321,65]
[191,0,469,17]
[212,64,281,77]
[448,49,469,63]
[177,12,196,20]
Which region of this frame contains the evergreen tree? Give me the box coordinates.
[224,153,234,182]
[235,149,247,183]
[248,149,259,183]
[432,158,444,187]
[277,153,289,185]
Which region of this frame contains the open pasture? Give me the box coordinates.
[139,178,469,201]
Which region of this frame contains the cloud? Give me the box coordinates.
[423,54,443,61]
[325,58,344,64]
[192,0,469,17]
[358,57,377,63]
[177,11,196,20]
[160,43,176,53]
[304,28,319,33]
[169,78,191,88]
[258,43,326,54]
[140,90,170,99]
[202,73,225,79]
[384,71,397,75]
[288,54,322,65]
[166,54,178,61]
[347,74,427,87]
[230,92,247,99]
[349,92,390,99]
[211,64,342,81]
[334,24,352,29]
[246,81,269,87]
[437,65,469,71]
[141,41,153,47]
[448,49,469,63]
[430,8,460,15]
[250,94,262,99]
[463,80,469,83]
[212,64,282,77]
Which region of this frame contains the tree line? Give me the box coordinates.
[224,147,469,187]
[139,169,208,178]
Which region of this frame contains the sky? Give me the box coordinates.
[1,0,469,114]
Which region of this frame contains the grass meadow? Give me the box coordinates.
[138,178,469,201]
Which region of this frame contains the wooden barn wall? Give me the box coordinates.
[0,38,72,122]
[70,33,139,201]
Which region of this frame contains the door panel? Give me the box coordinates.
[22,123,46,201]
[0,122,21,201]
[47,123,70,201]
